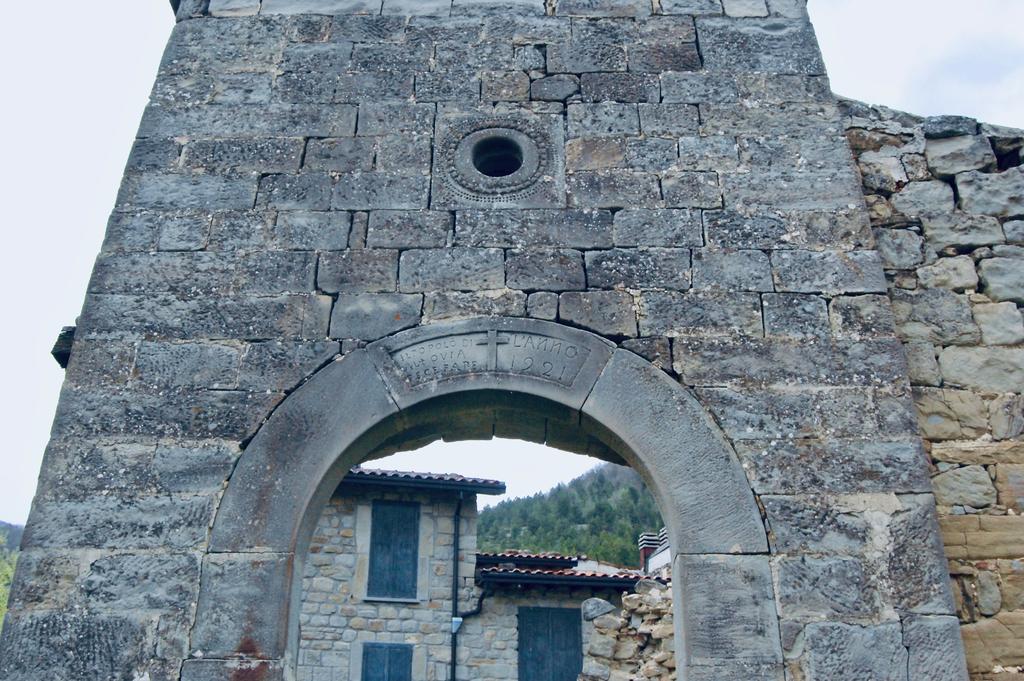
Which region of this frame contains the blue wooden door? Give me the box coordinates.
[362,643,413,681]
[367,501,420,599]
[518,607,583,681]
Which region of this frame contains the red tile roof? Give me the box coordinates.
[477,566,653,588]
[477,551,585,563]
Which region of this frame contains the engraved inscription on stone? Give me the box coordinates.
[390,330,591,388]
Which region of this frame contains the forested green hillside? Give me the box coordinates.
[477,464,661,568]
[1,522,22,622]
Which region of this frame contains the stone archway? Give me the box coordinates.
[184,318,777,680]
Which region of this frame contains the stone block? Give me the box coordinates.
[332,172,430,210]
[586,248,692,290]
[257,173,332,210]
[889,494,957,615]
[357,102,435,136]
[829,294,897,338]
[697,18,825,75]
[924,115,979,139]
[734,439,930,494]
[568,103,640,137]
[482,71,531,101]
[318,249,398,293]
[891,180,955,217]
[660,0,723,14]
[722,0,768,16]
[974,302,1024,345]
[567,170,661,208]
[661,72,738,104]
[990,394,1024,440]
[399,248,505,291]
[676,555,781,665]
[925,135,996,179]
[556,0,651,15]
[628,43,701,73]
[874,228,925,270]
[917,255,979,291]
[939,346,1024,393]
[771,250,887,295]
[566,138,627,171]
[890,289,981,345]
[559,291,637,337]
[530,74,580,101]
[980,256,1024,304]
[777,556,880,619]
[662,171,723,208]
[697,387,877,439]
[548,42,627,73]
[691,249,773,291]
[904,616,969,681]
[422,290,528,322]
[153,441,243,494]
[958,167,1024,218]
[275,211,351,250]
[932,466,998,508]
[181,660,284,681]
[621,336,671,370]
[961,614,1024,671]
[135,342,240,389]
[330,293,423,341]
[761,495,869,554]
[455,210,613,248]
[140,103,357,139]
[184,138,303,172]
[1005,219,1024,244]
[623,137,678,173]
[913,387,988,441]
[208,0,261,16]
[506,249,586,291]
[581,73,660,102]
[262,0,381,12]
[117,172,258,211]
[801,622,908,681]
[640,292,762,337]
[762,293,828,339]
[677,135,740,170]
[904,342,941,386]
[335,71,415,102]
[366,211,452,249]
[527,291,559,320]
[613,209,703,247]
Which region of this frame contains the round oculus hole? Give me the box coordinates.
[471,136,524,178]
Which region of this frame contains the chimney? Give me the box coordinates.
[638,532,661,573]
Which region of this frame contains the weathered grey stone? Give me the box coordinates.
[925,135,996,178]
[135,342,239,389]
[977,571,1003,616]
[904,342,941,386]
[184,138,303,172]
[932,466,998,508]
[802,623,908,681]
[612,209,703,247]
[903,615,970,681]
[777,556,879,619]
[262,0,381,13]
[568,103,640,137]
[938,346,1024,393]
[761,495,869,554]
[974,302,1024,345]
[923,115,978,139]
[979,256,1024,304]
[692,249,773,292]
[677,135,740,169]
[888,494,957,614]
[660,0,723,14]
[275,211,350,250]
[873,228,924,269]
[829,295,897,338]
[735,439,929,494]
[640,292,762,337]
[857,152,908,193]
[625,137,678,171]
[366,211,452,249]
[891,180,955,217]
[1005,219,1024,244]
[318,249,398,293]
[762,293,828,339]
[921,212,1005,250]
[526,291,559,320]
[208,0,260,16]
[958,167,1024,218]
[568,170,661,208]
[549,42,627,73]
[582,598,617,621]
[566,137,627,171]
[586,248,691,290]
[629,43,701,73]
[917,255,978,291]
[399,248,505,292]
[117,172,258,211]
[723,0,768,17]
[581,72,660,102]
[662,171,723,209]
[530,74,580,101]
[676,555,781,665]
[890,289,981,345]
[332,172,430,210]
[456,210,614,249]
[698,387,877,439]
[507,249,586,291]
[330,293,422,340]
[559,291,637,337]
[772,250,887,294]
[990,394,1024,440]
[697,18,825,74]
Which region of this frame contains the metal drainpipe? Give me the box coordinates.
[450,493,464,681]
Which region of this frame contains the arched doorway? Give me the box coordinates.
[183,318,778,680]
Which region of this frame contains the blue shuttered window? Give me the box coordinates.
[367,501,420,600]
[517,607,583,681]
[362,643,413,681]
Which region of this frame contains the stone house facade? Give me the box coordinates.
[299,468,642,681]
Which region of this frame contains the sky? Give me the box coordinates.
[0,0,1021,525]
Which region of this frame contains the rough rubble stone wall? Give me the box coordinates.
[0,1,967,680]
[579,580,675,681]
[840,100,1024,680]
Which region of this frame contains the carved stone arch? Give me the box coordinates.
[188,318,778,680]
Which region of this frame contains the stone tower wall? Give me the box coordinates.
[841,101,1024,679]
[0,1,972,680]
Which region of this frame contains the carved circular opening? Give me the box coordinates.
[472,136,524,177]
